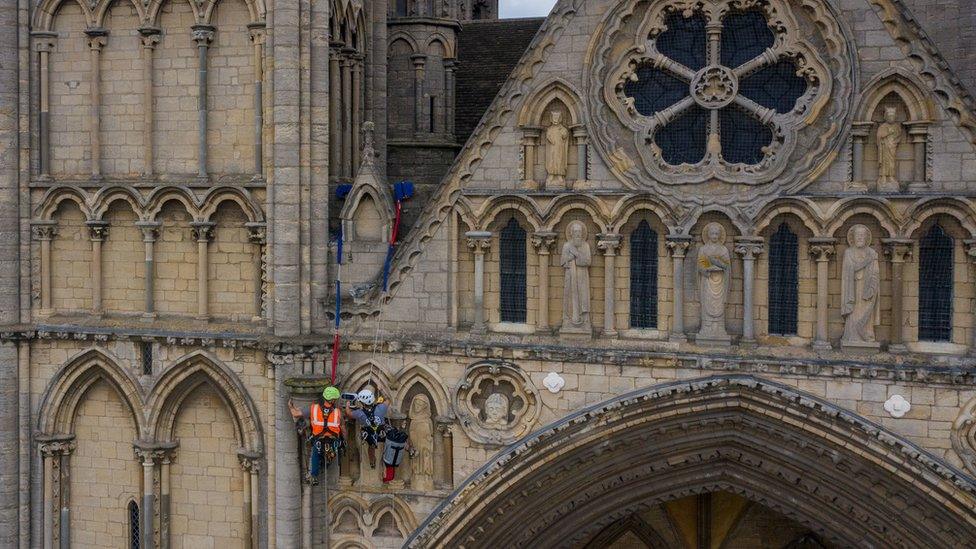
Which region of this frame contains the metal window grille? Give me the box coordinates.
[919,224,953,342]
[140,342,153,376]
[499,217,527,323]
[767,223,798,335]
[128,500,140,549]
[657,12,707,70]
[720,10,774,68]
[629,221,659,328]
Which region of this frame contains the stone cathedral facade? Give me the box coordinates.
[3,0,976,546]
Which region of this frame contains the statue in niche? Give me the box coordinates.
[841,224,881,347]
[483,392,510,429]
[407,394,435,491]
[877,106,904,191]
[696,222,731,344]
[560,220,591,333]
[545,110,570,188]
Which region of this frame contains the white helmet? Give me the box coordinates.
[357,389,375,406]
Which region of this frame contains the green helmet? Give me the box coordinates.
[322,386,341,401]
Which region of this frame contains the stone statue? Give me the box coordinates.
[877,107,903,191]
[560,220,591,332]
[545,110,570,188]
[484,392,510,429]
[841,224,881,347]
[697,222,731,345]
[408,394,435,491]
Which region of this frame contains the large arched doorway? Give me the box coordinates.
[406,375,976,548]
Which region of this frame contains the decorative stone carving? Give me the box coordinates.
[877,107,904,192]
[454,360,541,445]
[408,394,435,491]
[696,223,730,346]
[544,110,570,189]
[560,221,592,336]
[884,395,911,418]
[952,396,976,475]
[586,0,853,209]
[543,372,565,394]
[841,225,881,349]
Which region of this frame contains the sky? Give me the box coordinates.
[499,0,557,18]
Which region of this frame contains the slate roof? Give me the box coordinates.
[899,0,976,100]
[455,17,545,145]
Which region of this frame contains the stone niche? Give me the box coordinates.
[453,360,540,445]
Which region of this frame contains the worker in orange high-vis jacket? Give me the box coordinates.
[288,386,344,482]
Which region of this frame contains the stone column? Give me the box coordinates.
[466,231,491,334]
[808,238,836,351]
[572,126,588,184]
[85,28,108,180]
[138,27,160,178]
[33,32,57,179]
[136,221,161,318]
[351,54,363,171]
[530,231,556,331]
[411,54,427,135]
[246,222,267,321]
[328,47,341,180]
[192,25,215,181]
[967,240,976,355]
[134,445,161,549]
[666,235,692,342]
[86,221,109,316]
[158,446,177,549]
[340,51,354,178]
[734,237,764,346]
[248,24,266,178]
[597,234,622,337]
[238,451,261,549]
[883,239,913,352]
[850,122,873,190]
[906,121,930,191]
[32,221,58,317]
[435,420,454,489]
[39,437,75,549]
[190,222,215,320]
[521,128,540,189]
[443,59,457,137]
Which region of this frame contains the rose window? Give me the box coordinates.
[592,0,846,194]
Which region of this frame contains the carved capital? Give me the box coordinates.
[965,240,976,262]
[191,24,216,46]
[85,28,108,51]
[31,221,58,241]
[86,220,109,241]
[665,235,693,258]
[597,233,622,255]
[190,221,216,243]
[465,231,492,255]
[38,436,76,458]
[245,222,267,245]
[135,221,161,242]
[808,238,836,262]
[138,27,161,48]
[530,231,557,254]
[443,58,458,71]
[733,237,764,260]
[32,31,57,53]
[247,22,267,45]
[134,441,177,465]
[410,53,428,69]
[238,450,262,473]
[851,121,874,139]
[882,238,913,263]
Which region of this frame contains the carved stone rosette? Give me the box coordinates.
[453,360,541,445]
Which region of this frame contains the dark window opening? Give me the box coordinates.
[720,10,774,68]
[429,96,436,133]
[719,105,773,165]
[140,342,153,376]
[655,106,709,165]
[656,12,707,70]
[629,220,659,328]
[919,224,953,342]
[499,217,527,323]
[767,223,798,335]
[128,500,140,549]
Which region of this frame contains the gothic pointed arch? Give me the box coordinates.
[856,68,935,123]
[37,348,146,438]
[407,375,976,548]
[32,0,94,31]
[146,351,263,453]
[517,78,584,128]
[393,363,452,417]
[339,359,396,399]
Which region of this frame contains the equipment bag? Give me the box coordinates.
[382,428,409,467]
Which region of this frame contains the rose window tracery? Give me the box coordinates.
[588,0,853,204]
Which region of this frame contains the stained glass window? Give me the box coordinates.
[629,221,659,329]
[918,225,953,342]
[621,7,808,166]
[767,223,798,335]
[499,217,527,323]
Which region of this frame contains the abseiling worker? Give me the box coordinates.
[346,388,389,469]
[288,385,343,482]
